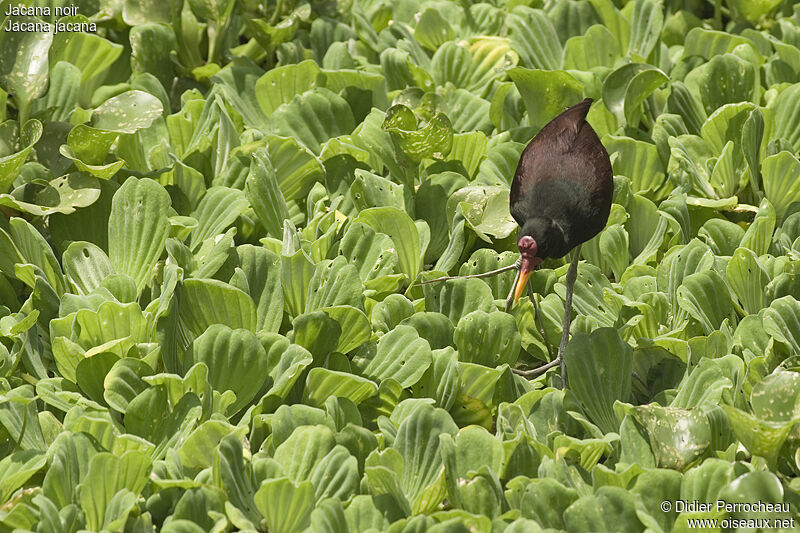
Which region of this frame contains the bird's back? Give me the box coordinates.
[509,98,613,252]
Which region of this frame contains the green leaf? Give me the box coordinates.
[75,300,147,350]
[185,324,267,413]
[656,239,714,328]
[414,346,459,410]
[700,101,755,155]
[448,186,517,242]
[130,24,177,89]
[742,107,764,192]
[684,27,754,59]
[401,312,455,352]
[236,245,283,333]
[677,270,732,335]
[246,134,324,201]
[763,296,800,355]
[725,0,784,25]
[188,0,234,22]
[449,131,489,176]
[79,451,152,531]
[767,82,800,154]
[371,295,415,335]
[415,8,456,52]
[680,458,734,502]
[91,90,163,134]
[382,105,454,164]
[587,0,630,52]
[352,325,432,388]
[311,446,360,502]
[519,478,579,529]
[322,305,371,354]
[1,216,67,295]
[684,54,759,115]
[0,120,43,193]
[564,328,632,434]
[305,256,364,312]
[667,81,707,135]
[726,247,770,315]
[0,449,46,504]
[430,278,495,325]
[431,42,475,91]
[350,168,407,212]
[0,386,46,452]
[123,0,172,25]
[563,487,644,533]
[669,357,733,410]
[633,405,711,470]
[603,135,667,199]
[563,25,622,70]
[354,207,421,281]
[508,68,583,131]
[272,88,355,155]
[304,368,378,407]
[189,186,249,251]
[627,0,664,59]
[722,405,797,468]
[393,404,457,513]
[0,17,52,122]
[104,358,155,413]
[454,310,520,367]
[507,7,562,70]
[602,63,668,127]
[762,151,800,221]
[255,59,322,117]
[255,478,314,533]
[179,279,258,342]
[699,219,744,256]
[274,424,336,483]
[59,145,125,180]
[340,221,399,283]
[740,199,775,256]
[107,178,170,293]
[281,248,316,318]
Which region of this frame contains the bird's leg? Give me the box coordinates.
[512,248,581,382]
[557,244,582,388]
[504,257,523,313]
[508,257,554,376]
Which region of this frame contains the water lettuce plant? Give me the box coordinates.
[1,0,799,531]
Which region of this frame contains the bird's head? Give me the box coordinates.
[512,235,543,304]
[513,218,566,304]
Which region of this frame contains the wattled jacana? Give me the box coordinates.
[506,98,613,384]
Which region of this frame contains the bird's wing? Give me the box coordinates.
[509,98,594,208]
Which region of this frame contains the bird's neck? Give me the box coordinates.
[521,217,569,258]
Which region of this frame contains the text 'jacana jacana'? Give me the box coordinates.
[506,98,613,385]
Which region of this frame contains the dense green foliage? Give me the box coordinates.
[1,0,800,531]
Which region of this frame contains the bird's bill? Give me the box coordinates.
[512,257,536,303]
[513,269,532,303]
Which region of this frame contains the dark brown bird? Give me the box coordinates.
[507,98,613,382]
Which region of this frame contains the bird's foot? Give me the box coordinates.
[419,262,519,287]
[512,357,561,379]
